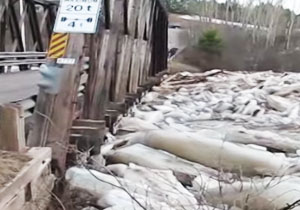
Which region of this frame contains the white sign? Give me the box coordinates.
[57,58,76,64]
[54,0,102,33]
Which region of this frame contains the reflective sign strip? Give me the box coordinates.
[48,33,69,59]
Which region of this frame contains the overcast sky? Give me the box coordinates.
[216,0,300,14]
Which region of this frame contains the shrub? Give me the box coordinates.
[198,29,223,54]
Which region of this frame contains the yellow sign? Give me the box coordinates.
[48,33,69,59]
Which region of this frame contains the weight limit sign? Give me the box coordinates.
[54,0,103,34]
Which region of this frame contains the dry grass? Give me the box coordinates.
[0,150,31,188]
[47,184,98,210]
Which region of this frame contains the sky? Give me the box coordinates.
[216,0,300,14]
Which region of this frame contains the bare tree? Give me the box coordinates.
[286,0,296,50]
[225,0,231,23]
[252,0,264,44]
[242,0,253,29]
[265,0,283,48]
[214,1,219,19]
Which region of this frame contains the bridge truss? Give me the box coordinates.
[0,0,57,52]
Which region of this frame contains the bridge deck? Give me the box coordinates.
[0,71,39,104]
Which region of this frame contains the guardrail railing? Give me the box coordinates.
[0,52,47,72]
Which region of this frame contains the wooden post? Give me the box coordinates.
[137,0,151,86]
[0,104,26,152]
[128,39,140,93]
[112,35,132,102]
[127,0,142,93]
[84,30,110,119]
[151,5,163,76]
[28,34,85,175]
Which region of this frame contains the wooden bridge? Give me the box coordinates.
[0,1,168,207]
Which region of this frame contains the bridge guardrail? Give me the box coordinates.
[0,52,46,64]
[0,52,47,73]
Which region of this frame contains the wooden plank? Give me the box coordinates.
[0,147,52,210]
[83,33,100,119]
[121,36,134,97]
[145,0,154,38]
[138,40,148,85]
[0,104,26,152]
[84,30,110,119]
[110,0,136,102]
[142,0,156,81]
[0,4,5,20]
[109,0,116,26]
[2,189,25,210]
[142,44,152,81]
[71,126,101,136]
[112,35,133,102]
[128,39,140,93]
[163,14,168,70]
[136,0,149,86]
[28,34,85,174]
[127,0,150,93]
[112,35,130,102]
[3,159,53,210]
[147,0,157,77]
[73,119,106,128]
[137,0,147,39]
[111,35,126,102]
[23,161,54,210]
[107,0,125,105]
[127,0,139,36]
[151,5,162,76]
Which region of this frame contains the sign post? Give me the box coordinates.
[29,0,102,175]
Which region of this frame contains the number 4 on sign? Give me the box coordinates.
[68,21,75,27]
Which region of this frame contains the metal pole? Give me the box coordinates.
[20,0,26,51]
